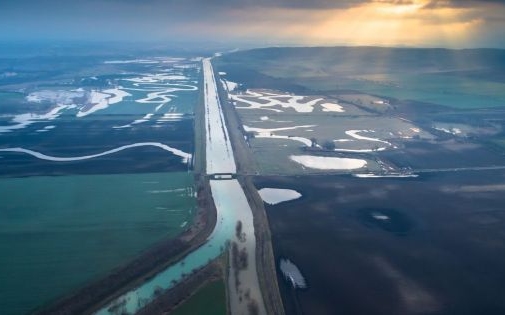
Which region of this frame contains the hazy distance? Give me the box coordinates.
[1,0,505,48]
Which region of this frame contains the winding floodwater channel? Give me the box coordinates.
[96,58,265,314]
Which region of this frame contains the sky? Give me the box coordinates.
[1,0,505,48]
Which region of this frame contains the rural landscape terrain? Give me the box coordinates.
[1,43,505,315]
[215,47,505,315]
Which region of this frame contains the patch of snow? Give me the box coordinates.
[258,188,301,205]
[346,130,391,145]
[244,124,316,147]
[0,142,191,163]
[104,59,159,64]
[290,155,367,170]
[76,88,131,117]
[434,127,462,135]
[157,57,186,63]
[279,259,306,289]
[334,139,353,142]
[131,113,154,125]
[26,90,85,105]
[112,125,132,129]
[353,173,418,178]
[334,147,387,153]
[243,124,315,135]
[157,113,184,122]
[0,105,67,133]
[372,213,390,220]
[321,103,344,112]
[331,130,393,152]
[258,134,313,147]
[125,74,188,84]
[1,71,17,78]
[231,90,344,113]
[224,80,238,92]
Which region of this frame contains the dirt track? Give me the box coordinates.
[213,62,285,315]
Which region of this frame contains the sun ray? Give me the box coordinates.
[302,0,484,48]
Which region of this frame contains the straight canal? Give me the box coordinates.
[96,58,266,315]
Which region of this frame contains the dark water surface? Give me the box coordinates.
[257,171,505,315]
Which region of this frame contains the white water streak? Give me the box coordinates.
[0,142,191,163]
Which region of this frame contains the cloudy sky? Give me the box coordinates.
[1,0,504,48]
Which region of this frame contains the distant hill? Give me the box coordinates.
[216,46,505,86]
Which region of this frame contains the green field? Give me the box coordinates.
[0,172,195,315]
[272,71,505,110]
[308,74,505,109]
[491,138,505,150]
[170,280,226,315]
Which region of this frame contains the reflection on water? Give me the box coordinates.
[358,207,413,235]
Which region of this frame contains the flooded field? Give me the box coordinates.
[213,46,505,315]
[0,53,201,314]
[216,47,505,176]
[0,56,199,177]
[219,83,438,175]
[255,171,505,315]
[0,172,195,315]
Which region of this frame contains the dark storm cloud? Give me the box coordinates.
[2,0,503,14]
[89,0,505,10]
